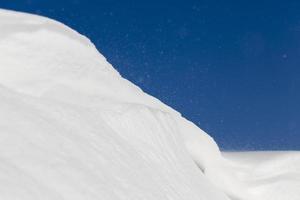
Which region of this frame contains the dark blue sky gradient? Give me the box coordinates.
[1,0,300,150]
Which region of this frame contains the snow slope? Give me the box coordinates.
[0,9,299,200]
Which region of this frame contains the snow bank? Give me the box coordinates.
[0,9,299,200]
[0,9,228,200]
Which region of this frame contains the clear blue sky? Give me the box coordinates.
[1,0,299,150]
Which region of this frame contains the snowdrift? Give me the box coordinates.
[0,9,299,200]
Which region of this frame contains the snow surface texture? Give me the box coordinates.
[0,9,299,200]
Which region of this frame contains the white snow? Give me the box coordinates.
[0,9,299,200]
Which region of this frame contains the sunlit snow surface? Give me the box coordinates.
[0,9,299,200]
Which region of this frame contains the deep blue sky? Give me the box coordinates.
[1,0,300,150]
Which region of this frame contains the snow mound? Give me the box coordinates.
[0,9,299,200]
[0,9,225,200]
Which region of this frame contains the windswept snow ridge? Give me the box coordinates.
[0,9,299,200]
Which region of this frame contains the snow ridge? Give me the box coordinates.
[0,9,227,200]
